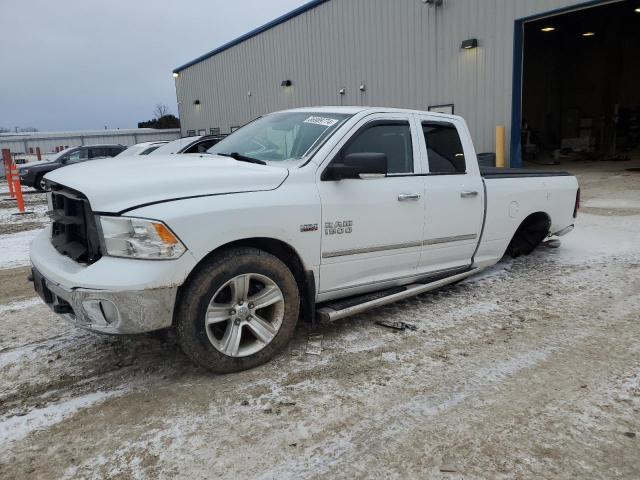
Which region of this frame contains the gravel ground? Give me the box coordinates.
[0,162,639,479]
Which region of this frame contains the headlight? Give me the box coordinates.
[98,216,186,260]
[20,169,29,175]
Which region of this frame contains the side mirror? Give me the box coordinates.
[324,152,387,180]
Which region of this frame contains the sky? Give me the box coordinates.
[0,0,309,132]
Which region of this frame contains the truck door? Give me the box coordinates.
[317,115,425,294]
[415,116,484,273]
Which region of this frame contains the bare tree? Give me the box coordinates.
[153,104,170,119]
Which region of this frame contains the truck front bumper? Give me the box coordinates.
[32,268,178,334]
[30,227,197,334]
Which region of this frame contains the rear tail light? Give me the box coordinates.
[573,188,580,218]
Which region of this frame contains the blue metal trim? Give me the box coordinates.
[173,0,331,73]
[510,19,524,168]
[509,0,614,167]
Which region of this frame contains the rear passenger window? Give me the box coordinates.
[343,122,413,174]
[184,141,216,154]
[140,146,161,155]
[422,122,466,174]
[89,148,107,158]
[196,140,217,152]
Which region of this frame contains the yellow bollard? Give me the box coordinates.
[496,125,506,168]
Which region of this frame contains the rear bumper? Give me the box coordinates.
[30,227,198,334]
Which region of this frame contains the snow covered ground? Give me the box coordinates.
[0,184,47,268]
[0,228,43,268]
[0,183,39,196]
[0,164,639,479]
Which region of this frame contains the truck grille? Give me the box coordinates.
[48,184,102,264]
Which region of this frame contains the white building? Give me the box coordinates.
[0,128,181,157]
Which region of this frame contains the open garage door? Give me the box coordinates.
[517,0,640,167]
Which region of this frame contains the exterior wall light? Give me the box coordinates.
[460,38,478,50]
[359,84,366,92]
[172,72,179,78]
[193,100,200,106]
[339,88,346,95]
[281,80,292,87]
[541,27,555,32]
[582,32,595,37]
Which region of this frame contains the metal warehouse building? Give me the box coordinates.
[173,0,639,167]
[0,128,180,157]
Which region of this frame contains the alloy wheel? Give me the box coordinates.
[204,273,285,357]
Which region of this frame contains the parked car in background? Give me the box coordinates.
[19,144,126,191]
[31,107,579,374]
[150,135,227,155]
[115,141,168,157]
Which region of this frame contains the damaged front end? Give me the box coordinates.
[32,267,177,334]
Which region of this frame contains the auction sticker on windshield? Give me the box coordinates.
[304,116,339,127]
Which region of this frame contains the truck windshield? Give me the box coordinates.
[208,112,352,165]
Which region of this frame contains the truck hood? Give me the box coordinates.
[44,154,289,213]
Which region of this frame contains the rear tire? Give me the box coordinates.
[507,214,551,258]
[176,247,300,374]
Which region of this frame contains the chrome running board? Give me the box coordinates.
[317,268,481,323]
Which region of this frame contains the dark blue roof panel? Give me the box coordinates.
[173,0,331,73]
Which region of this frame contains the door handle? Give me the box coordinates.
[460,190,479,198]
[397,193,421,201]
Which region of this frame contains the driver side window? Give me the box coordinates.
[342,121,414,174]
[66,150,84,164]
[61,150,81,164]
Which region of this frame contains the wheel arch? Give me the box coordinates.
[506,211,552,258]
[34,172,47,190]
[175,237,315,325]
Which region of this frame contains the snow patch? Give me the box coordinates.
[257,344,567,480]
[0,202,48,224]
[0,184,39,195]
[0,344,40,370]
[554,213,640,263]
[0,228,43,268]
[0,297,40,314]
[464,259,514,283]
[0,389,126,450]
[583,198,640,210]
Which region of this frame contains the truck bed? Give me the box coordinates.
[480,167,570,179]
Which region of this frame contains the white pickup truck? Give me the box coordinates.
[30,107,579,373]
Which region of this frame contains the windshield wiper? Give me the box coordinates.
[217,152,267,165]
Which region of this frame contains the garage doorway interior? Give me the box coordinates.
[516,0,640,167]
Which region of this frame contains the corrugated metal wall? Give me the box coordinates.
[0,129,181,155]
[175,0,591,163]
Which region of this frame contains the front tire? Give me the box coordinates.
[176,247,300,374]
